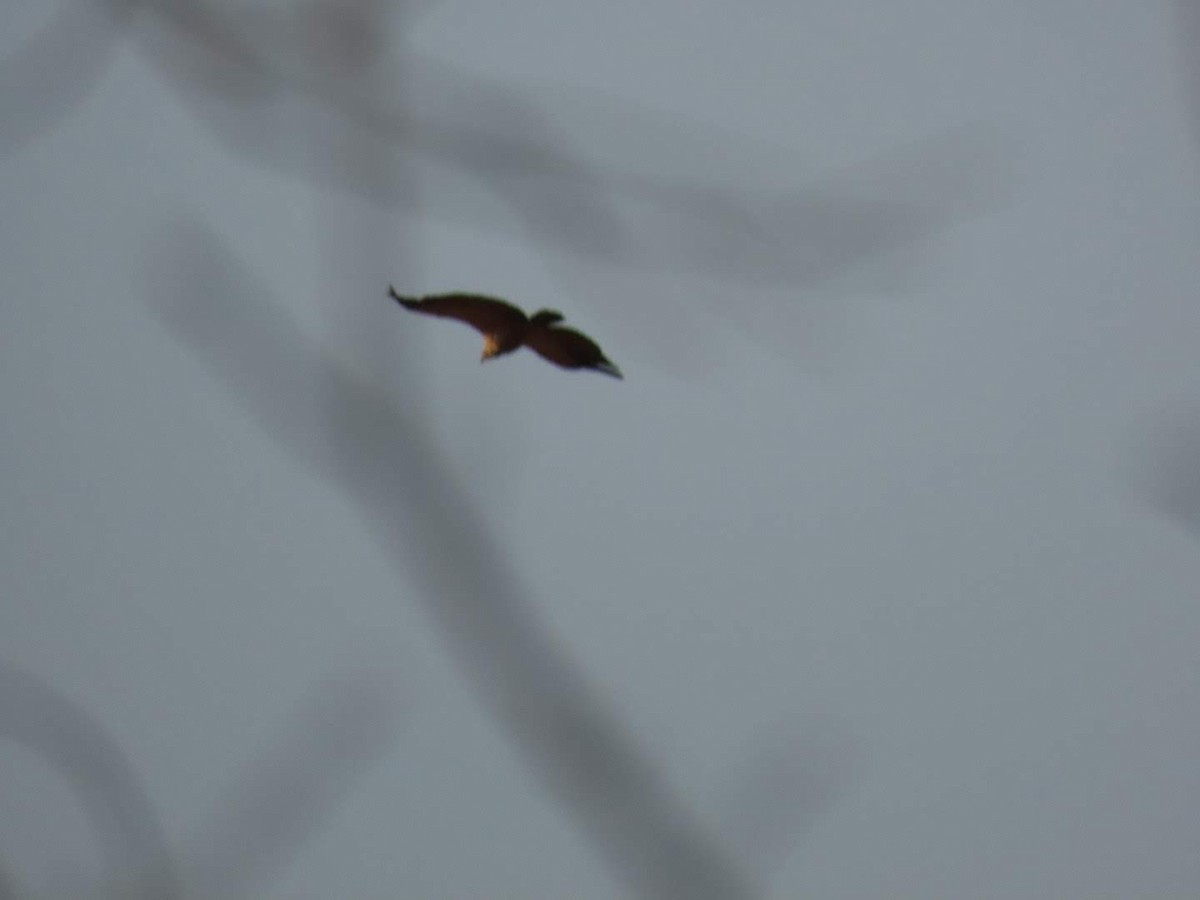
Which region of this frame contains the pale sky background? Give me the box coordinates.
[2,1,1199,898]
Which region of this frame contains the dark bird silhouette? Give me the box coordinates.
[388,287,622,379]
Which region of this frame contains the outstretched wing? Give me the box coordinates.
[524,325,623,379]
[389,288,527,335]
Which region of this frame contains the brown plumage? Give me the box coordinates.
[388,287,622,379]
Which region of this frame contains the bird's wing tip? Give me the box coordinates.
[388,286,419,309]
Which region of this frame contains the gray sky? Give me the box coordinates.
[2,1,1199,897]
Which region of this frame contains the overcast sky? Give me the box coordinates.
[2,2,1199,897]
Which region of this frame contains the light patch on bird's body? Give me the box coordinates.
[482,327,524,361]
[481,333,501,360]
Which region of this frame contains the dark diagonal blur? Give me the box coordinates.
[1133,413,1200,535]
[0,1,133,157]
[0,659,177,899]
[180,674,401,898]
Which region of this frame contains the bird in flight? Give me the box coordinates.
[388,287,622,379]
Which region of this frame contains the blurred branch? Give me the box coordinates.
[133,7,1002,286]
[1173,0,1200,153]
[0,659,178,899]
[0,659,398,899]
[0,1,134,156]
[22,0,993,297]
[181,675,400,898]
[1134,412,1200,534]
[714,720,861,878]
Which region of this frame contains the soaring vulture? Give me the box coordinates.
[388,287,622,379]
